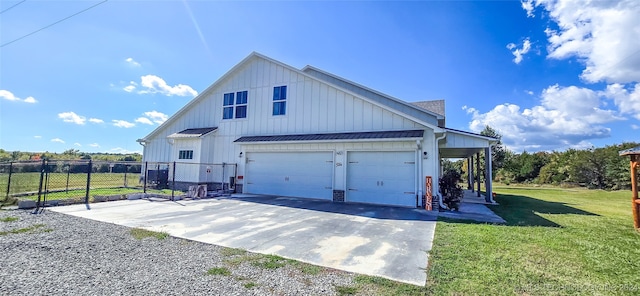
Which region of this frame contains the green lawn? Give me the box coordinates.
[426,186,640,295]
[0,172,141,198]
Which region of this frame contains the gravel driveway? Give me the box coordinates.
[0,209,362,295]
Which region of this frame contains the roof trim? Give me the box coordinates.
[442,127,499,142]
[234,129,424,144]
[620,145,640,156]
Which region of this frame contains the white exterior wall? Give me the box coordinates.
[141,55,444,205]
[170,138,201,182]
[143,56,426,165]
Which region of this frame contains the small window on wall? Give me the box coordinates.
[178,150,193,160]
[223,93,234,119]
[273,85,287,116]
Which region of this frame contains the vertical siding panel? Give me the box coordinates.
[318,84,329,132]
[353,97,363,131]
[344,94,353,131]
[335,91,345,131]
[362,102,373,130]
[269,62,277,85]
[327,87,337,131]
[311,81,321,131]
[303,79,313,132]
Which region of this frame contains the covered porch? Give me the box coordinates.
[438,128,498,205]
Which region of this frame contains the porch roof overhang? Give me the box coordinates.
[234,129,424,144]
[438,128,498,159]
[167,127,218,139]
[619,145,640,156]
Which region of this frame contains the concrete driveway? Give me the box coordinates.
[50,195,437,286]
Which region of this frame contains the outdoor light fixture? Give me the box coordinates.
[239,152,243,158]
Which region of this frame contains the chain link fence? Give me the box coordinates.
[1,160,237,209]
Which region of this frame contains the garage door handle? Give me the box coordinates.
[404,192,414,194]
[349,161,358,164]
[404,161,415,164]
[348,188,357,191]
[325,186,332,189]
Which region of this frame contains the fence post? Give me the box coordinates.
[172,162,176,199]
[143,161,148,193]
[85,160,92,207]
[33,159,46,214]
[65,164,70,193]
[124,164,128,187]
[5,162,12,200]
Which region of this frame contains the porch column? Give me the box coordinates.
[468,156,474,191]
[485,147,494,203]
[476,152,481,197]
[631,155,639,229]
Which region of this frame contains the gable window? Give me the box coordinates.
[223,91,248,119]
[273,85,287,116]
[178,150,193,160]
[223,93,234,119]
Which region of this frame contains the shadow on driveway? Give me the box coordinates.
[231,194,437,222]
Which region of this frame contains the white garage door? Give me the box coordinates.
[347,151,416,207]
[245,152,333,200]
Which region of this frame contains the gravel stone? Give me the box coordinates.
[0,210,358,295]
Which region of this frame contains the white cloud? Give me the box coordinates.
[144,110,168,124]
[110,147,141,154]
[123,83,136,93]
[125,57,141,67]
[632,124,640,130]
[522,0,536,18]
[51,138,65,144]
[0,90,20,101]
[34,135,42,139]
[112,120,135,128]
[602,83,640,120]
[532,0,640,83]
[74,143,82,147]
[58,112,86,125]
[89,118,104,124]
[525,90,534,95]
[507,38,532,64]
[126,74,197,97]
[89,143,100,148]
[135,117,154,125]
[0,90,38,103]
[466,84,623,151]
[23,97,37,103]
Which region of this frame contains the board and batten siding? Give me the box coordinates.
[143,56,427,166]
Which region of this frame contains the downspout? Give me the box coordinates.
[435,132,447,210]
[416,139,422,208]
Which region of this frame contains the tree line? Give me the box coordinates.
[0,149,141,163]
[0,149,143,174]
[452,126,638,190]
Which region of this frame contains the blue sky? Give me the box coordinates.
[1,0,639,154]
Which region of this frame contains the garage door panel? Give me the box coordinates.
[245,152,333,200]
[347,151,416,207]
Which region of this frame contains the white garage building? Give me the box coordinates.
[137,52,496,208]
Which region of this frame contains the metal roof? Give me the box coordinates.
[620,145,640,156]
[167,127,218,139]
[234,130,424,143]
